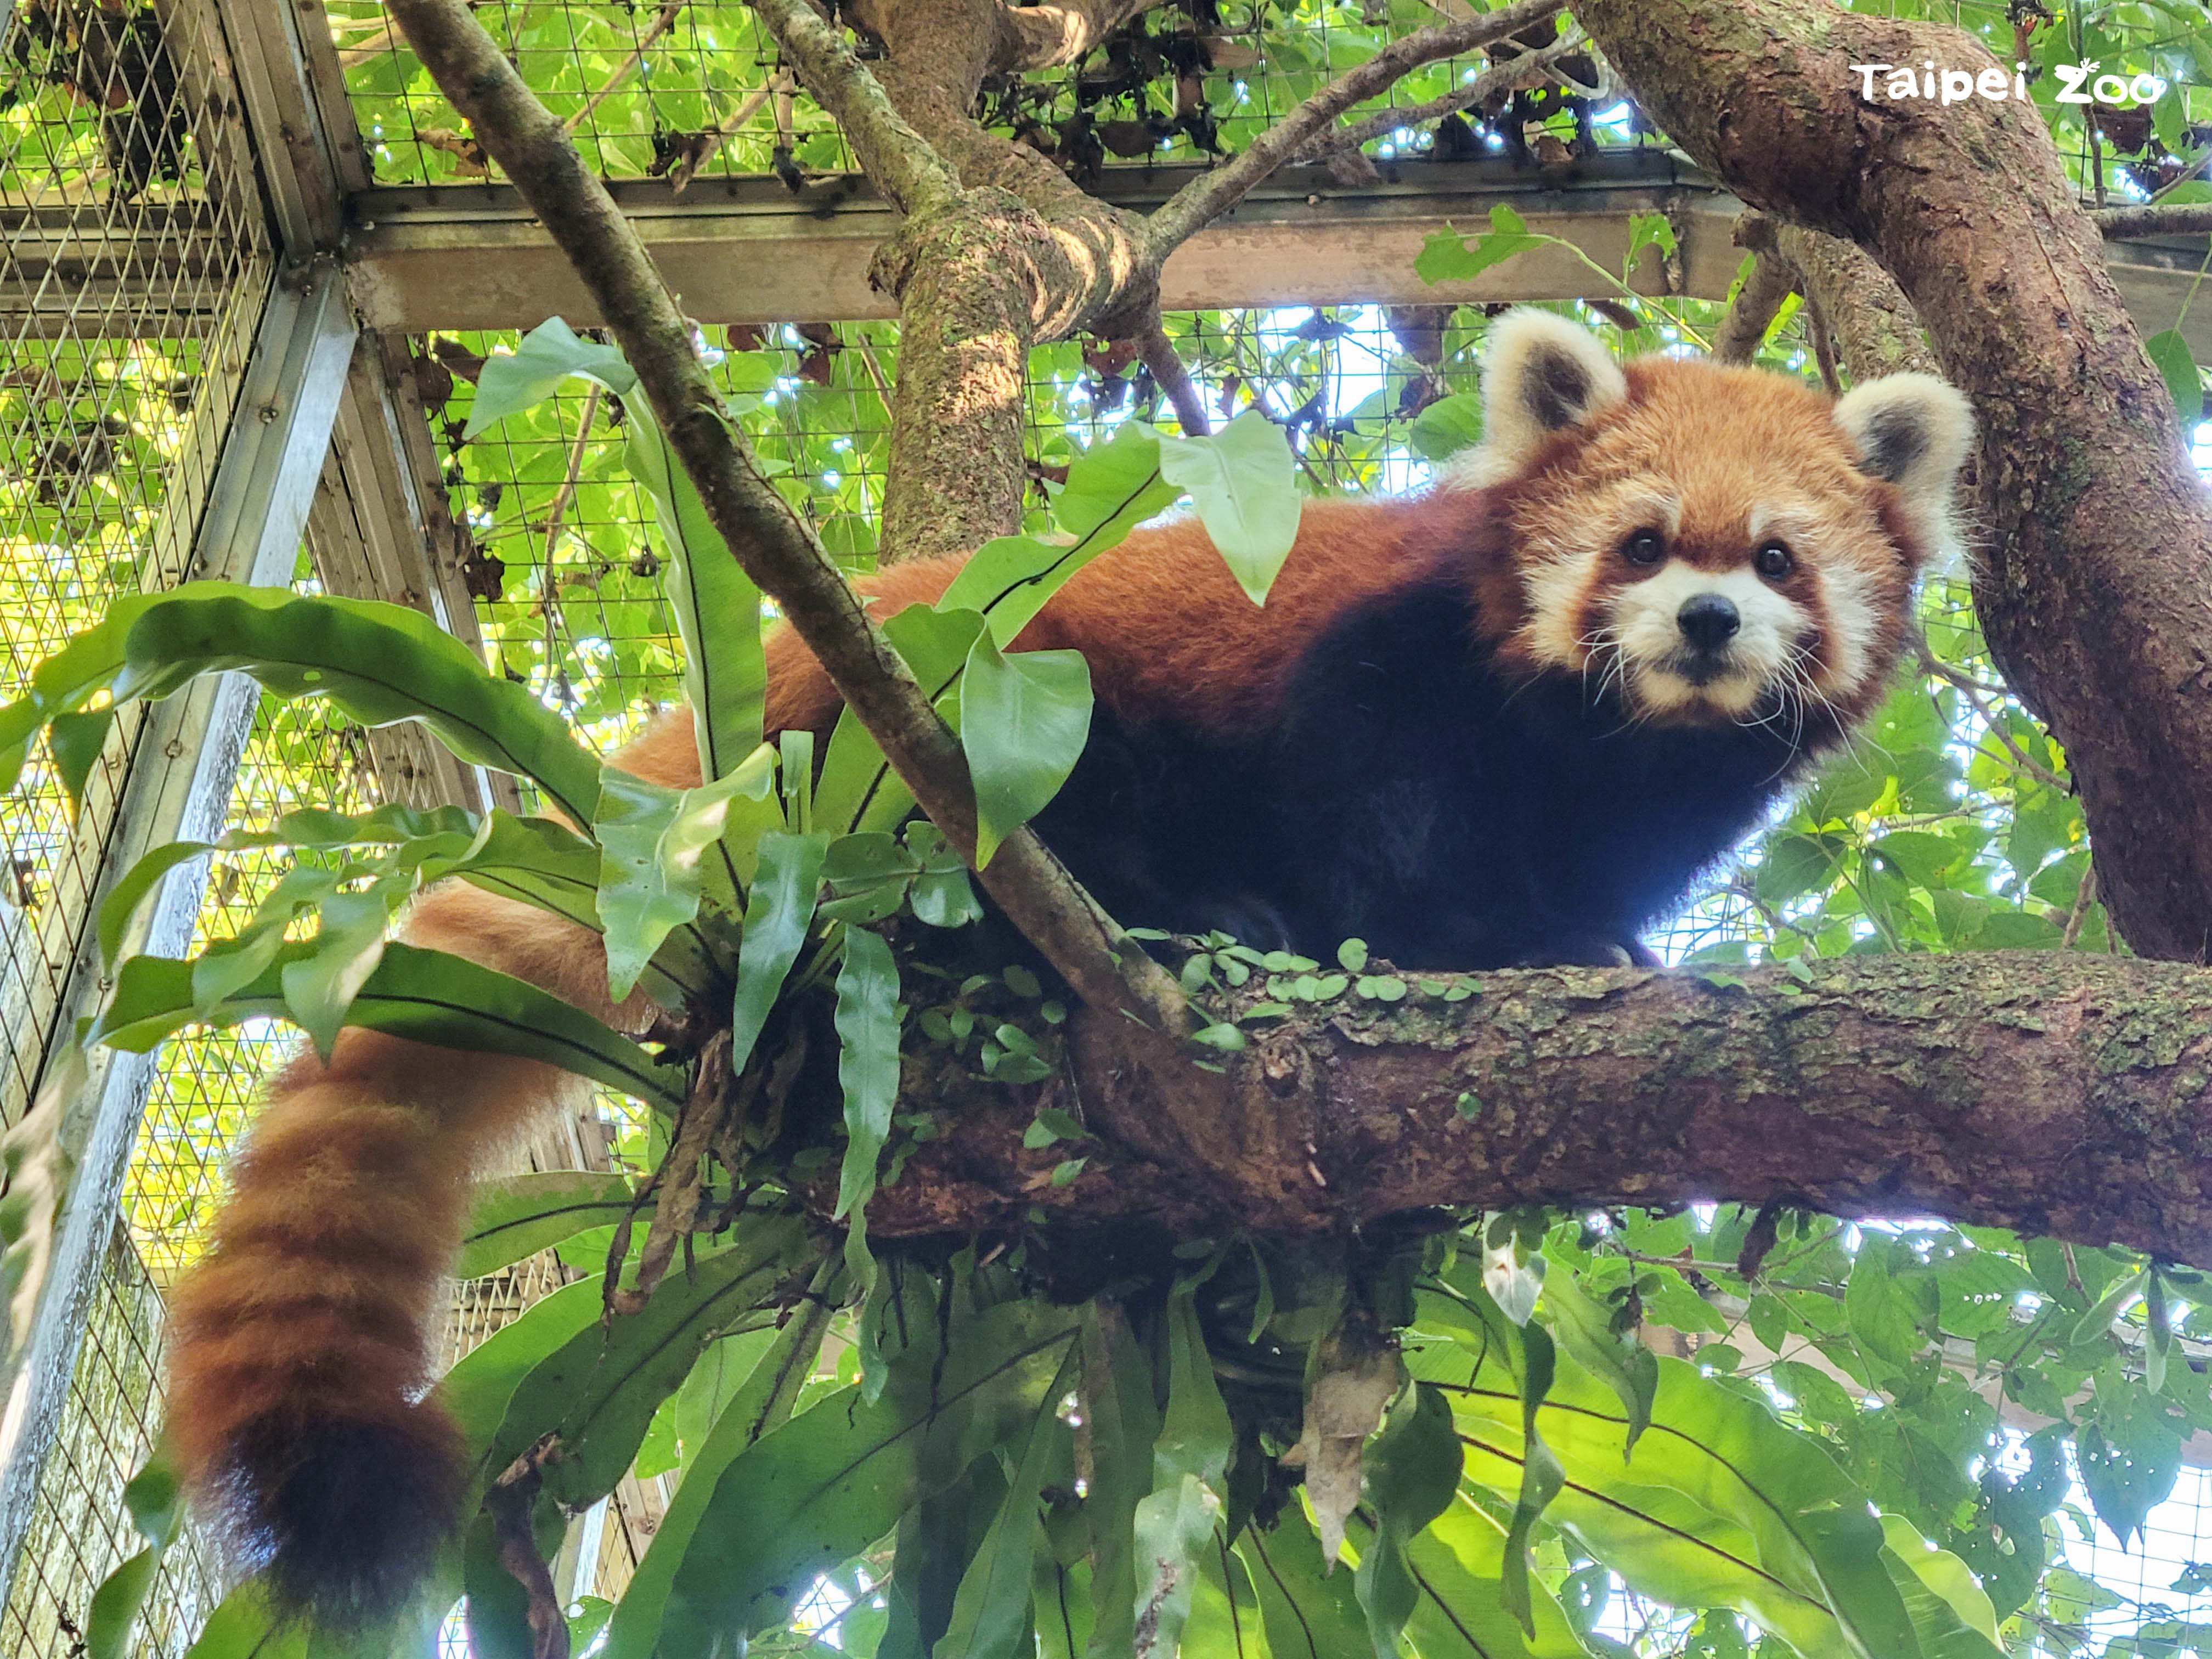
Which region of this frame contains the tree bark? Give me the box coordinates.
[862,955,2212,1270]
[821,0,1161,556]
[387,0,1197,1042]
[1572,0,2212,964]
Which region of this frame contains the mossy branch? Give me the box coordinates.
[865,954,2212,1272]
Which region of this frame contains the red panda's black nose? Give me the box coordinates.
[1677,594,1741,652]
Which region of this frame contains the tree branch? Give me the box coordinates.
[1575,0,2212,962]
[747,0,962,216]
[1136,321,1211,436]
[1747,217,1940,382]
[763,0,1157,556]
[384,0,1194,1042]
[1311,30,1587,159]
[996,1,1164,73]
[1711,225,1796,365]
[2093,202,2212,240]
[1144,0,1564,258]
[861,955,2212,1271]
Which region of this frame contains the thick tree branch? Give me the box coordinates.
[1145,0,1564,258]
[1575,0,2212,962]
[862,956,2212,1269]
[996,1,1165,73]
[1749,217,1940,382]
[385,0,1194,1042]
[768,0,1156,555]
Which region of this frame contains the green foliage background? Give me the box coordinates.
[7,1,2212,1657]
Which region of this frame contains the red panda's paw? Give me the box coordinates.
[206,1404,466,1629]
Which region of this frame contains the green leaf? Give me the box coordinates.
[2,1047,80,1364]
[2146,328,2203,427]
[2068,1264,2147,1347]
[0,584,604,825]
[833,926,901,1222]
[83,1448,183,1659]
[97,840,212,972]
[622,412,768,781]
[1239,1507,1372,1659]
[1407,393,1485,462]
[84,1549,159,1659]
[1452,1342,1926,1659]
[47,704,114,814]
[1354,1384,1464,1658]
[934,1347,1080,1659]
[1503,1323,1565,1635]
[2079,1392,2183,1550]
[727,829,830,1074]
[1878,1516,2005,1658]
[1155,410,1304,604]
[1131,1288,1234,1657]
[600,1295,834,1659]
[961,631,1092,866]
[88,941,687,1112]
[656,1290,1081,1652]
[1390,1502,1590,1658]
[279,889,390,1062]
[935,421,1180,646]
[594,751,775,999]
[1414,207,1545,285]
[458,1171,642,1279]
[1543,1271,1658,1458]
[1024,1108,1085,1148]
[2148,1268,2174,1395]
[465,318,635,431]
[1079,1305,1163,1659]
[489,1217,809,1507]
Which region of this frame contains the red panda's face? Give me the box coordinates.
[1441,311,1973,734]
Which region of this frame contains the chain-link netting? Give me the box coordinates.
[0,0,284,1647]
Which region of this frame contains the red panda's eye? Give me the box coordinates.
[1754,539,1795,579]
[1621,528,1666,566]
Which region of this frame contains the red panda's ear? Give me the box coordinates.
[1437,309,1628,489]
[1834,372,1975,564]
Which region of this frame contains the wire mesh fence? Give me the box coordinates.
[0,0,2203,1650]
[0,0,284,1648]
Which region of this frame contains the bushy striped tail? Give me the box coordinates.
[163,874,633,1624]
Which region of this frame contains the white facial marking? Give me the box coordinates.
[1606,565,1811,719]
[1812,561,1878,700]
[1516,487,1681,670]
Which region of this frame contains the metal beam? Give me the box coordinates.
[0,261,358,1588]
[337,153,2212,361]
[307,329,522,815]
[343,153,1728,328]
[211,0,364,253]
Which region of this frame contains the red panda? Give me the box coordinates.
[161,309,1971,1623]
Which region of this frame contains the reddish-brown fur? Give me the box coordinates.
[162,490,1522,1616]
[165,346,1934,1615]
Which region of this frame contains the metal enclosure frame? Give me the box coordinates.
[6,0,2212,1646]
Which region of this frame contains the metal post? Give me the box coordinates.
[0,259,360,1588]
